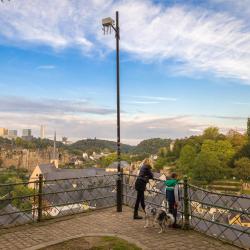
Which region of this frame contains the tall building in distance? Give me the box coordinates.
[0,128,8,138]
[8,130,18,139]
[22,129,33,141]
[40,125,45,139]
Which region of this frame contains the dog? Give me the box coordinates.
[144,204,175,233]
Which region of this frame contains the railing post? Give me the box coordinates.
[183,175,190,230]
[37,174,43,222]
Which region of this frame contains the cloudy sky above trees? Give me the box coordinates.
[0,0,250,144]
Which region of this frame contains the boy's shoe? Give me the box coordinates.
[133,215,143,220]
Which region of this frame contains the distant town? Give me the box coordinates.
[0,125,72,145]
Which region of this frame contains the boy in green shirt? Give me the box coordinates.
[165,173,180,228]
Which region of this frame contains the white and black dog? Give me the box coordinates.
[144,204,175,233]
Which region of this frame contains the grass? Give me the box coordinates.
[40,236,142,250]
[91,236,142,250]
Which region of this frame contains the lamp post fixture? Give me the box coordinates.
[102,11,122,212]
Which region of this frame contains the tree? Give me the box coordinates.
[177,145,196,175]
[215,140,235,167]
[234,157,250,180]
[158,147,168,157]
[202,127,220,140]
[191,140,234,182]
[201,140,235,168]
[11,185,34,210]
[154,157,167,172]
[227,129,247,150]
[192,150,222,183]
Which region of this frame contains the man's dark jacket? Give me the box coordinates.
[135,164,154,191]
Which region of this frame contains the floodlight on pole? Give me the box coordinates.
[102,11,122,212]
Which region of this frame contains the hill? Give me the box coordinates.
[133,138,172,154]
[69,139,134,153]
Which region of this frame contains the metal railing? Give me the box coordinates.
[188,183,250,249]
[0,173,249,249]
[123,174,249,249]
[0,173,117,227]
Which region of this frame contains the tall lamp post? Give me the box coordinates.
[102,11,122,212]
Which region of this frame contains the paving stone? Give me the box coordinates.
[0,207,241,250]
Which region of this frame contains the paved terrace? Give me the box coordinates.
[0,207,240,250]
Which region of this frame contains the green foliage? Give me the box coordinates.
[202,127,220,140]
[130,153,149,162]
[190,140,234,182]
[70,139,134,154]
[234,157,250,180]
[192,150,222,183]
[11,185,34,210]
[133,138,171,154]
[158,147,168,157]
[202,140,235,167]
[98,153,131,168]
[177,145,196,175]
[232,143,250,162]
[154,157,168,172]
[227,129,247,150]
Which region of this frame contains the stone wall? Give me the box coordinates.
[0,148,71,173]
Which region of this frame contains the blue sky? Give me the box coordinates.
[0,0,250,145]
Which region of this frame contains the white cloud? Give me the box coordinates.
[0,96,115,115]
[125,101,160,105]
[1,0,250,82]
[0,108,247,144]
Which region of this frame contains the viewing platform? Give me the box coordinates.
[0,207,239,250]
[0,173,249,249]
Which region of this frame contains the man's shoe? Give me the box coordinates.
[133,215,143,220]
[172,224,182,229]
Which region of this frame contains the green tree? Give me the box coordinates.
[11,185,34,210]
[177,145,196,175]
[192,140,234,182]
[98,153,130,168]
[201,140,235,167]
[202,127,220,140]
[192,150,222,183]
[215,140,235,167]
[158,147,168,157]
[227,129,247,150]
[234,157,250,180]
[154,157,167,172]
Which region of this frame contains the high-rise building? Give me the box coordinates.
[22,129,32,137]
[22,129,33,141]
[40,125,45,139]
[0,128,8,138]
[8,130,18,139]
